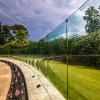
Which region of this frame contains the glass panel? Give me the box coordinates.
[43,21,68,100]
[0,0,99,99]
[42,0,100,99]
[67,0,100,55]
[37,37,51,97]
[67,0,100,99]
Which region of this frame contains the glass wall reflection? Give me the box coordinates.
[43,21,68,99]
[67,0,100,99]
[41,0,100,100]
[0,0,100,100]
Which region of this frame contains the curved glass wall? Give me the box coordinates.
[67,0,100,99]
[41,0,100,99]
[43,21,68,99]
[0,0,99,100]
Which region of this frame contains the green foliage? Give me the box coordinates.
[0,23,29,54]
[83,6,100,33]
[12,24,28,40]
[0,24,12,45]
[0,29,99,64]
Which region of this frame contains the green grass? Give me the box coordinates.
[48,60,100,100]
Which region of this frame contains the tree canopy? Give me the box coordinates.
[83,6,100,33]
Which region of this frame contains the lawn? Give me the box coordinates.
[47,60,100,100]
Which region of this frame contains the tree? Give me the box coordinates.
[2,25,13,43]
[11,24,29,47]
[37,39,47,54]
[0,22,5,45]
[12,24,28,40]
[83,6,100,33]
[0,23,30,54]
[0,23,13,45]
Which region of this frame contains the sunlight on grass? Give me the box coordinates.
[49,60,100,100]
